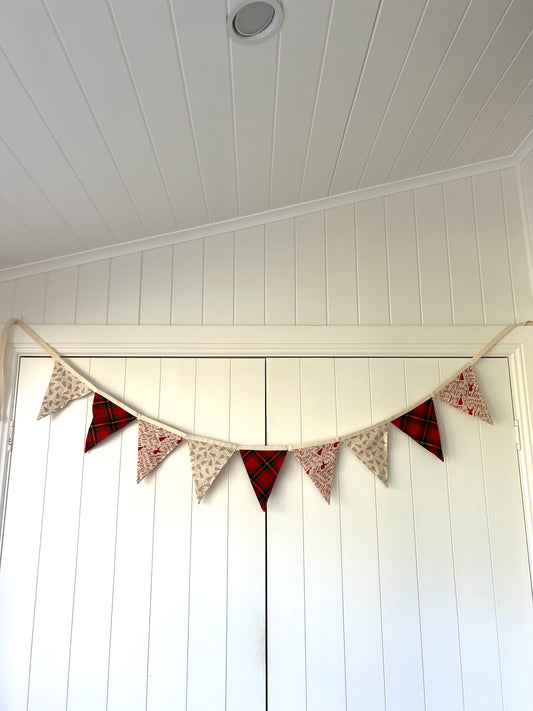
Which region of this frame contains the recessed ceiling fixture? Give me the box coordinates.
[227,1,283,44]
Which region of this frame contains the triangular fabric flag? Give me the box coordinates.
[240,449,287,511]
[435,365,492,424]
[188,440,236,502]
[292,442,339,503]
[85,393,136,452]
[391,399,443,461]
[137,420,183,483]
[38,360,92,420]
[341,423,389,486]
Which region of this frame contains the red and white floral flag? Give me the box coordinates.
[189,440,236,502]
[435,365,492,424]
[137,420,183,483]
[292,442,339,504]
[341,423,389,486]
[38,360,92,420]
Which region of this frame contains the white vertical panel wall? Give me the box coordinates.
[266,356,533,711]
[1,167,532,327]
[0,357,266,711]
[1,356,533,710]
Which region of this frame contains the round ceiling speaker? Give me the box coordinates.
[227,1,283,44]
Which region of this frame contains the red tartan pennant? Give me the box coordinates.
[240,449,287,511]
[85,393,136,452]
[391,399,443,461]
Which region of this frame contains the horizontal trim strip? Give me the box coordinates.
[6,324,531,358]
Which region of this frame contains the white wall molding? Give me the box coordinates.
[509,342,533,580]
[513,131,533,165]
[5,324,532,358]
[0,152,523,283]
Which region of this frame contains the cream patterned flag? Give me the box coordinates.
[38,360,92,420]
[341,423,389,486]
[188,440,236,502]
[292,442,339,504]
[137,420,183,483]
[435,365,492,424]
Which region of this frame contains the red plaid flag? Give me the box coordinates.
[240,449,287,511]
[85,393,136,452]
[391,399,443,461]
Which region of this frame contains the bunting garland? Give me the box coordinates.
[0,318,526,511]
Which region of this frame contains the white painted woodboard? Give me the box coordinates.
[472,171,515,324]
[385,191,421,325]
[226,359,266,711]
[266,358,307,711]
[405,359,463,711]
[414,184,453,325]
[335,358,385,710]
[0,358,55,711]
[265,219,296,325]
[13,274,47,324]
[371,358,426,711]
[325,205,358,325]
[67,358,127,711]
[139,246,173,324]
[107,253,142,325]
[443,178,485,324]
[501,167,533,321]
[234,227,265,325]
[105,0,208,230]
[76,261,110,325]
[299,359,346,711]
[269,0,333,209]
[170,0,238,222]
[26,365,89,711]
[295,212,327,325]
[1,165,531,330]
[203,233,234,325]
[355,198,390,325]
[171,240,204,325]
[231,36,277,217]
[43,265,78,324]
[45,0,178,236]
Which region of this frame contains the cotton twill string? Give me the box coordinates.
[1,318,532,451]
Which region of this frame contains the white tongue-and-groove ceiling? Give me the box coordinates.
[1,0,532,272]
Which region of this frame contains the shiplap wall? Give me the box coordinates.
[0,166,531,327]
[519,149,533,258]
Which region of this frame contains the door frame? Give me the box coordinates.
[2,323,533,572]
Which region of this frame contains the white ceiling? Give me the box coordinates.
[1,0,532,272]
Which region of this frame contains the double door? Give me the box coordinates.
[1,356,532,711]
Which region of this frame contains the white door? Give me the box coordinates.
[1,356,532,711]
